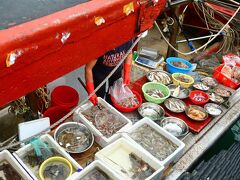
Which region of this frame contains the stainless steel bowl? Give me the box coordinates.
[146,70,172,85]
[185,105,208,121]
[164,98,186,113]
[138,102,165,121]
[54,122,94,154]
[160,117,189,137]
[204,103,222,117]
[167,84,190,99]
[201,77,218,88]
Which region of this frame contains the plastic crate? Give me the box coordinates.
[95,138,164,180]
[122,117,185,167]
[73,97,132,147]
[213,65,240,89]
[66,160,122,180]
[0,150,32,179]
[13,134,82,180]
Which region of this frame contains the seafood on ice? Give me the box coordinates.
[147,71,172,85]
[81,104,127,138]
[130,124,178,161]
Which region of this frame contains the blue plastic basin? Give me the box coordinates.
[166,57,193,74]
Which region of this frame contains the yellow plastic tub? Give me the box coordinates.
[172,73,194,88]
[39,156,73,180]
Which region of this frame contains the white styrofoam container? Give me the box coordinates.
[13,134,82,180]
[0,150,32,179]
[73,97,132,147]
[95,138,164,180]
[66,160,122,180]
[122,117,185,167]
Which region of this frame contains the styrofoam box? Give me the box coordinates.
[0,150,32,179]
[13,134,82,180]
[122,117,185,167]
[95,137,164,180]
[66,160,122,180]
[73,97,132,147]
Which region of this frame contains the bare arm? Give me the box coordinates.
[85,59,97,83]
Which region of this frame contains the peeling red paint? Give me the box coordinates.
[0,0,166,107]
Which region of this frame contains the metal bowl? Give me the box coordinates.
[193,82,210,91]
[167,84,190,99]
[160,117,189,137]
[54,122,94,154]
[201,77,218,88]
[185,105,208,121]
[204,103,223,117]
[214,87,232,98]
[146,70,172,85]
[138,102,165,121]
[164,98,186,113]
[208,92,225,104]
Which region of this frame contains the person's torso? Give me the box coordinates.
[93,40,133,75]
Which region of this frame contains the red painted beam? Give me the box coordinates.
[0,0,166,107]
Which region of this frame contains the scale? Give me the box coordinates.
[135,47,164,69]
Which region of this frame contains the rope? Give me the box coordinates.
[0,36,142,151]
[154,4,240,56]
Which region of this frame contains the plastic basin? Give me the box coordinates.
[189,90,209,105]
[142,82,170,104]
[166,57,193,74]
[51,86,79,109]
[39,156,73,180]
[111,90,142,112]
[172,73,194,88]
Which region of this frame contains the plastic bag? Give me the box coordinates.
[109,78,135,104]
[223,54,240,66]
[221,65,233,78]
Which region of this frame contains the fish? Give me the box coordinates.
[148,71,171,85]
[172,86,180,97]
[193,83,209,91]
[146,89,165,98]
[165,98,186,112]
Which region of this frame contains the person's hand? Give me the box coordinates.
[123,63,131,85]
[86,82,98,105]
[89,94,98,106]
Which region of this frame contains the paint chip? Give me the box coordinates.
[123,2,134,16]
[61,32,71,44]
[6,50,23,67]
[94,16,105,26]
